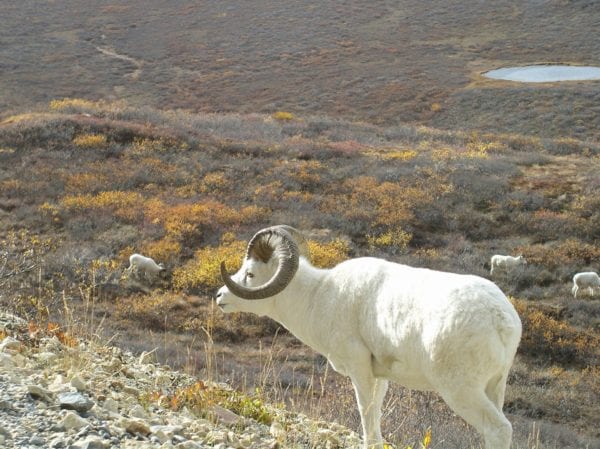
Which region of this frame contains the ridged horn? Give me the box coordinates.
[267,225,310,260]
[220,226,300,300]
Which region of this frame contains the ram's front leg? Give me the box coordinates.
[348,356,389,449]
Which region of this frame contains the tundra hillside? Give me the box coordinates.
[0,101,598,448]
[1,1,599,141]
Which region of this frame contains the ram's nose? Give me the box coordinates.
[215,289,227,311]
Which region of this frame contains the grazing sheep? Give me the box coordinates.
[127,253,166,284]
[217,226,522,449]
[490,254,527,276]
[572,271,600,299]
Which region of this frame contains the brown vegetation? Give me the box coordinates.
[0,103,599,448]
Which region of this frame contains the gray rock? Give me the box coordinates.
[59,392,95,412]
[70,375,88,392]
[30,434,46,445]
[28,384,55,402]
[120,417,151,436]
[49,435,67,448]
[0,424,12,439]
[60,411,90,430]
[0,336,21,352]
[71,435,109,449]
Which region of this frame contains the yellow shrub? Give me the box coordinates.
[61,190,143,221]
[172,238,246,291]
[308,239,350,268]
[73,134,107,148]
[64,172,109,192]
[465,141,490,159]
[282,191,313,202]
[142,237,182,263]
[512,298,599,365]
[254,181,284,202]
[0,179,22,193]
[272,111,295,121]
[49,98,100,111]
[414,248,440,259]
[381,149,418,161]
[321,176,420,228]
[130,137,167,154]
[287,160,322,185]
[431,147,455,161]
[144,200,267,241]
[367,228,412,251]
[200,172,230,193]
[39,202,61,223]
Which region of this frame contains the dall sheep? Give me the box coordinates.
[490,254,527,276]
[572,271,600,299]
[126,253,166,284]
[216,225,522,449]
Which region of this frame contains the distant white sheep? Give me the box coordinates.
[127,253,166,284]
[217,225,522,449]
[490,254,527,276]
[572,271,600,299]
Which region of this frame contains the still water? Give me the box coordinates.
[484,65,600,83]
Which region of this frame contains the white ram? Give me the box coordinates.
[216,226,522,449]
[126,253,166,283]
[490,254,527,276]
[572,271,600,299]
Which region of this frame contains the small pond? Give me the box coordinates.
[484,65,600,83]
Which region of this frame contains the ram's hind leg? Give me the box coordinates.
[485,372,508,412]
[441,387,512,449]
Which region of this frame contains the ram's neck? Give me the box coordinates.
[267,259,331,346]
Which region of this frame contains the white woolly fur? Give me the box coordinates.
[490,254,527,275]
[217,252,522,449]
[127,253,166,281]
[572,271,600,298]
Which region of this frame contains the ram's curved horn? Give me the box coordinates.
[220,227,299,300]
[268,225,310,260]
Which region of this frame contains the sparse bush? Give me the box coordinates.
[272,111,295,121]
[64,172,109,193]
[73,133,107,148]
[114,292,187,332]
[49,97,103,112]
[520,239,600,268]
[200,171,230,193]
[513,299,599,367]
[155,380,273,424]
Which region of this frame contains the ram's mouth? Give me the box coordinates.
[217,303,228,312]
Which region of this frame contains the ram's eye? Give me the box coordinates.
[246,272,254,279]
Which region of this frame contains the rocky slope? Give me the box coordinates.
[0,312,361,449]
